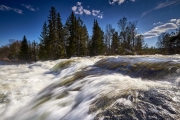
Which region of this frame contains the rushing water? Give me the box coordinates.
[0,55,180,120]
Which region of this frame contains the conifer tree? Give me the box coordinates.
[48,6,57,59]
[65,12,78,57]
[111,32,119,54]
[39,7,65,60]
[135,35,144,52]
[90,20,104,56]
[76,17,88,56]
[39,21,48,60]
[19,35,28,60]
[55,12,65,58]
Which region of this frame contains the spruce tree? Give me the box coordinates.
[48,6,57,59]
[56,12,66,58]
[65,12,78,57]
[39,21,48,60]
[39,7,65,60]
[19,35,29,60]
[90,20,104,56]
[76,17,88,56]
[111,32,119,54]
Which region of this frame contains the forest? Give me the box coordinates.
[0,6,180,61]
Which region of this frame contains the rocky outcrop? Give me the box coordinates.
[93,89,180,120]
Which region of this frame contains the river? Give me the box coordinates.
[0,55,180,120]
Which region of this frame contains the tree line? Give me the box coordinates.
[38,6,145,60]
[156,28,180,54]
[0,6,179,61]
[0,37,38,61]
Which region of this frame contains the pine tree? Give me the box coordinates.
[135,35,144,52]
[39,21,48,60]
[90,20,104,56]
[48,6,58,59]
[65,12,78,57]
[30,40,38,61]
[39,7,65,60]
[19,35,29,60]
[55,12,65,58]
[111,32,119,54]
[76,17,88,56]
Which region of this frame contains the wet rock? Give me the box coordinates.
[93,89,179,120]
[95,58,180,80]
[0,93,9,103]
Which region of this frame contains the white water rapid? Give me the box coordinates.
[0,55,180,120]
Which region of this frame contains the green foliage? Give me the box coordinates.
[19,35,29,60]
[156,29,180,54]
[90,20,104,56]
[39,7,65,60]
[117,17,139,54]
[65,12,89,57]
[111,32,119,54]
[1,7,164,61]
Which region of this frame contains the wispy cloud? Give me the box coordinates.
[153,22,163,26]
[83,9,91,15]
[169,19,180,25]
[14,8,23,14]
[0,5,12,11]
[22,4,37,11]
[72,2,103,19]
[0,5,23,14]
[143,19,180,39]
[109,0,135,5]
[141,0,180,17]
[170,19,177,23]
[176,19,180,26]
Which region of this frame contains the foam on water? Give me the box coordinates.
[0,55,179,120]
[0,61,58,119]
[6,74,172,120]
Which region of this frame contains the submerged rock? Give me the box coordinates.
[95,57,180,80]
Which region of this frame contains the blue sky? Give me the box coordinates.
[0,0,180,47]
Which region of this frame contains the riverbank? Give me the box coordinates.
[0,60,33,65]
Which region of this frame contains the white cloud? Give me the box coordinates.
[0,5,23,14]
[74,5,83,15]
[92,9,103,18]
[170,19,177,22]
[77,2,82,6]
[98,14,103,19]
[143,23,178,39]
[169,18,180,26]
[72,6,77,11]
[141,0,180,17]
[109,0,135,5]
[92,10,100,16]
[72,2,103,18]
[22,4,36,11]
[14,9,23,14]
[0,5,12,11]
[153,22,163,26]
[83,9,91,15]
[118,0,125,4]
[176,19,180,26]
[72,2,85,15]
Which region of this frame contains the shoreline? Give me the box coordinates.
[0,60,33,65]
